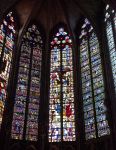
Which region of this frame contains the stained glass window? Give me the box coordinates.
[11,24,43,141]
[49,27,76,142]
[105,5,116,92]
[79,19,110,140]
[0,12,16,129]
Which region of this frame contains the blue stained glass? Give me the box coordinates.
[0,12,16,129]
[105,5,116,92]
[49,27,76,142]
[80,19,110,140]
[12,24,43,141]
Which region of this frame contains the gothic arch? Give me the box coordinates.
[48,23,77,143]
[11,22,45,141]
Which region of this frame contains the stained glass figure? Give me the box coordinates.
[11,24,43,141]
[79,19,110,140]
[0,12,16,129]
[49,27,76,142]
[105,5,116,92]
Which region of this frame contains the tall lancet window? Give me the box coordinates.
[49,26,76,142]
[0,12,16,129]
[11,24,43,141]
[79,19,110,140]
[105,5,116,92]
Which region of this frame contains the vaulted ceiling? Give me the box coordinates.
[0,0,115,35]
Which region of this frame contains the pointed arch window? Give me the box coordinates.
[105,5,116,92]
[79,19,110,140]
[49,26,76,142]
[11,24,43,141]
[0,12,16,129]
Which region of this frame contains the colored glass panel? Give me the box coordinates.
[79,19,110,140]
[49,27,75,142]
[80,37,96,140]
[12,24,43,141]
[105,5,116,92]
[0,12,16,129]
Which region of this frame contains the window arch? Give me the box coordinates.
[105,4,116,92]
[79,19,110,140]
[49,25,76,142]
[0,11,17,129]
[11,24,43,141]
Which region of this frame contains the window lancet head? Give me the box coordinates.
[79,19,94,39]
[105,4,115,22]
[49,26,76,142]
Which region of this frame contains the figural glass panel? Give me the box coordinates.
[49,27,76,142]
[11,24,43,141]
[0,12,16,129]
[79,19,110,140]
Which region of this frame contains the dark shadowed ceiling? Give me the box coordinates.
[0,0,115,35]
